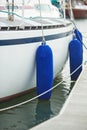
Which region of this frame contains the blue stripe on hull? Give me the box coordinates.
[0,31,72,46]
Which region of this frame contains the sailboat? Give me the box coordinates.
[0,0,73,102]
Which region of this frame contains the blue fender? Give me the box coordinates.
[74,29,82,41]
[36,44,53,100]
[69,38,83,80]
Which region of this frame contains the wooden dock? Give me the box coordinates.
[30,64,87,130]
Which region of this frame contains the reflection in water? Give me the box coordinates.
[35,100,53,125]
[70,81,75,92]
[0,68,73,130]
[0,71,72,130]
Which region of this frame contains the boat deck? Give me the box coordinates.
[0,15,72,31]
[30,64,87,130]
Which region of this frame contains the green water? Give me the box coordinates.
[0,60,74,130]
[0,19,87,130]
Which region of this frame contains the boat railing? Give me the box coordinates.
[0,0,65,22]
[0,6,72,31]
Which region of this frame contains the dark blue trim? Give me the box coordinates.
[0,31,72,46]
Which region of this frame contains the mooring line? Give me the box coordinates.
[0,62,85,112]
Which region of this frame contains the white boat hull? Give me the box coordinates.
[0,24,73,101]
